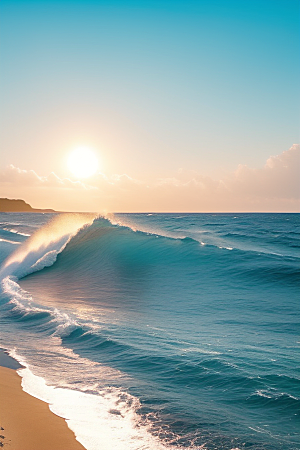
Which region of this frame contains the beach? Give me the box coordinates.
[0,350,86,450]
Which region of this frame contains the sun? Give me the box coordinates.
[67,147,99,178]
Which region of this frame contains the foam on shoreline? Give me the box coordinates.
[4,349,180,450]
[0,349,86,450]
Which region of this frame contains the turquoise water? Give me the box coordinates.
[0,212,299,450]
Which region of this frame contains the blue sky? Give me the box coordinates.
[0,0,299,211]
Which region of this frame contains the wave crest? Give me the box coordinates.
[0,213,97,280]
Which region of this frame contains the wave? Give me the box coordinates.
[0,228,28,244]
[0,277,79,337]
[3,228,31,237]
[30,218,300,288]
[1,212,299,300]
[0,213,96,281]
[0,214,210,287]
[8,350,180,450]
[247,389,300,413]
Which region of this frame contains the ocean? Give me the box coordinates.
[0,212,299,450]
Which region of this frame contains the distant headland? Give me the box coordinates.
[0,198,55,213]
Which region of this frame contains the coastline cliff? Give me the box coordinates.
[0,198,55,213]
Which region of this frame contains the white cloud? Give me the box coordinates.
[0,145,299,212]
[0,164,96,190]
[229,144,300,199]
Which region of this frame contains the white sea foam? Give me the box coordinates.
[182,347,221,355]
[255,389,299,401]
[11,360,180,450]
[1,276,83,340]
[3,227,31,236]
[0,213,96,280]
[1,276,33,308]
[26,249,61,274]
[0,238,20,245]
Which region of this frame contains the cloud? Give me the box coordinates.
[230,144,300,199]
[0,145,299,212]
[0,164,96,190]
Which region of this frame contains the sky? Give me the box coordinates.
[0,0,299,212]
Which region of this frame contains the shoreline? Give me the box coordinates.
[0,349,87,450]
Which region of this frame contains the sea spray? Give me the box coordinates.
[0,213,97,280]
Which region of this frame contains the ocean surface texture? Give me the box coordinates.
[0,212,299,450]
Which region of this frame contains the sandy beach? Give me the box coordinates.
[0,351,86,450]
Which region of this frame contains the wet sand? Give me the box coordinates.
[0,350,86,450]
